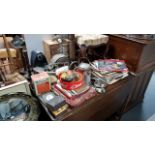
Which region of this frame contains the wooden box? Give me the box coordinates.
[43,39,72,63]
[43,40,60,63]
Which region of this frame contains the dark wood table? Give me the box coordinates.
[38,75,132,121]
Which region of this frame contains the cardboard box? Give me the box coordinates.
[31,72,51,95]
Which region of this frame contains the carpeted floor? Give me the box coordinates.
[121,72,155,121]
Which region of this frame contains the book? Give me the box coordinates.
[91,59,128,73]
[92,71,128,85]
[53,83,90,99]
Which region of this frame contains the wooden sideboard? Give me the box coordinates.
[108,35,155,112]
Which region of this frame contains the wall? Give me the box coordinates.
[24,34,53,59]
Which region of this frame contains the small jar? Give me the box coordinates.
[77,62,91,85]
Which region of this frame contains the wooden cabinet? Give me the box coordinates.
[108,35,155,112]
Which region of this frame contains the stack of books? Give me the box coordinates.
[53,83,90,99]
[39,92,68,118]
[91,59,129,85]
[53,83,96,107]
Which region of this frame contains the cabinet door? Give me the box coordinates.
[109,36,143,73]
